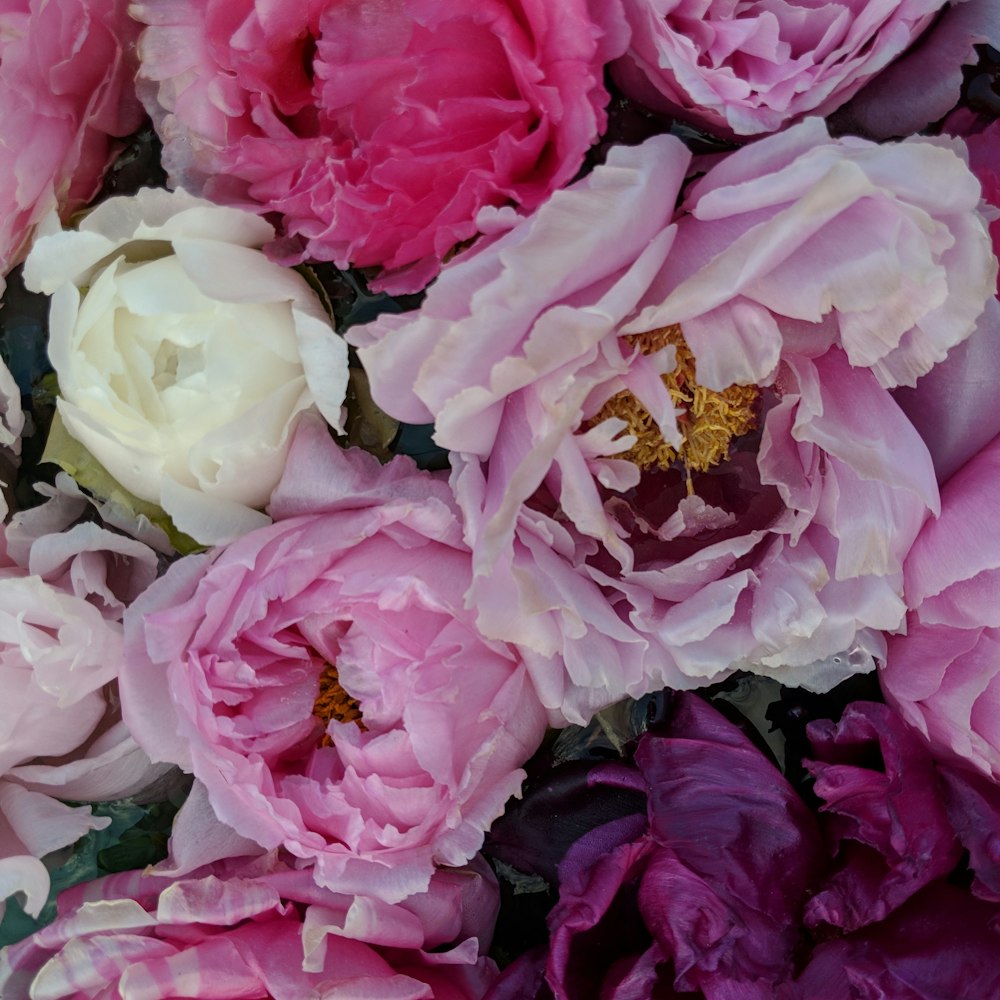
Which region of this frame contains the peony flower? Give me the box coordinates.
[351,123,995,724]
[803,701,962,932]
[0,0,142,293]
[0,512,168,921]
[612,0,946,137]
[131,0,629,293]
[781,701,1000,998]
[882,431,1000,779]
[120,415,548,903]
[780,884,1000,1000]
[485,693,826,998]
[23,187,349,546]
[0,852,500,998]
[826,0,1000,140]
[486,696,1000,999]
[892,113,1000,483]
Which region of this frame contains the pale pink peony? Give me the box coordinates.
[131,0,628,294]
[120,415,548,902]
[893,114,1000,484]
[0,507,168,921]
[613,0,946,137]
[351,123,995,725]
[0,852,499,999]
[0,0,142,291]
[882,432,1000,780]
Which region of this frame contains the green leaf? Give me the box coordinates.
[0,791,187,947]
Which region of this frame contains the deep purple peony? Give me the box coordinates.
[484,695,1000,998]
[486,693,825,997]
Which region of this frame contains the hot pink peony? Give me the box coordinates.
[882,432,1000,780]
[0,0,142,291]
[351,122,995,725]
[120,415,548,902]
[0,852,500,998]
[132,0,628,294]
[0,503,168,921]
[613,0,946,137]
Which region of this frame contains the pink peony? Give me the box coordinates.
[351,122,995,724]
[0,0,142,291]
[612,0,946,137]
[892,114,1000,484]
[827,0,1000,140]
[132,0,628,294]
[0,852,499,998]
[0,505,168,921]
[882,432,1000,780]
[120,415,548,902]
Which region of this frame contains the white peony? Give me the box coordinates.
[24,187,348,545]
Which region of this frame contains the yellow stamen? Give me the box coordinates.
[591,324,758,476]
[313,663,365,745]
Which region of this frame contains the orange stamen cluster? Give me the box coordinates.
[592,324,758,480]
[313,662,365,745]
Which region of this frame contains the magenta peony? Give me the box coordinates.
[120,415,548,903]
[351,123,995,724]
[780,884,1000,1000]
[0,0,142,291]
[0,853,499,998]
[0,508,167,921]
[804,701,963,932]
[882,432,1000,779]
[613,0,946,137]
[132,0,628,293]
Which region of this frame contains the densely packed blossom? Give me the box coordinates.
[0,852,500,998]
[23,187,348,545]
[0,501,168,921]
[2,0,1000,989]
[132,0,629,293]
[612,0,946,137]
[0,0,142,293]
[120,416,548,902]
[352,121,995,723]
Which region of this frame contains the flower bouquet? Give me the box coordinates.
[1,0,1000,996]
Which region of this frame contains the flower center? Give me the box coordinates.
[313,662,365,744]
[594,324,759,480]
